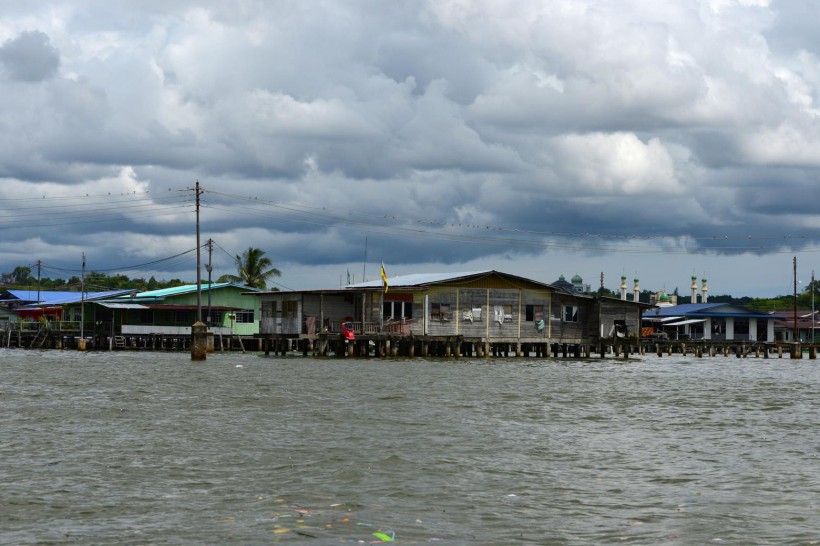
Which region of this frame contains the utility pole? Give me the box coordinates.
[812,269,816,343]
[793,256,798,343]
[362,235,368,282]
[191,181,207,361]
[81,253,86,342]
[36,260,41,303]
[206,238,213,327]
[195,180,203,323]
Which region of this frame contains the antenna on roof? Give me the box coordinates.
[362,235,368,282]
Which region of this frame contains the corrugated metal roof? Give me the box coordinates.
[645,304,721,316]
[346,271,493,289]
[3,289,136,305]
[665,318,707,326]
[128,282,260,299]
[32,290,135,305]
[644,303,773,319]
[3,290,89,302]
[145,304,240,311]
[96,302,150,310]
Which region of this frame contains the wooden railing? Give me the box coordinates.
[310,318,412,336]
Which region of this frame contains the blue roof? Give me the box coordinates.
[2,290,85,303]
[648,303,722,316]
[15,289,136,307]
[645,303,772,319]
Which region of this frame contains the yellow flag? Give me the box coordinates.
[380,262,388,293]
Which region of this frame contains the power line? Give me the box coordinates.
[5,187,820,259]
[201,189,819,255]
[205,189,814,244]
[39,247,200,274]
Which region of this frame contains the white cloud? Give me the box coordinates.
[552,133,681,195]
[739,123,820,166]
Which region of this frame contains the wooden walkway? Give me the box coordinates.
[4,321,816,360]
[261,334,820,360]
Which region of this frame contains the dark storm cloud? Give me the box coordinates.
[0,30,59,82]
[1,1,819,296]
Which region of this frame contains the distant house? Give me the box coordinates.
[2,289,136,322]
[252,270,646,354]
[770,310,819,342]
[1,289,105,309]
[99,283,263,337]
[642,303,776,342]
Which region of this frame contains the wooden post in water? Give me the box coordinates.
[191,321,207,361]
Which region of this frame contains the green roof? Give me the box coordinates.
[122,283,259,300]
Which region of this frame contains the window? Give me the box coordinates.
[492,304,513,323]
[129,309,152,324]
[261,301,274,319]
[525,305,543,322]
[205,310,223,324]
[462,306,483,322]
[174,310,191,324]
[563,305,578,322]
[282,301,297,318]
[383,301,413,320]
[235,309,255,323]
[431,303,451,322]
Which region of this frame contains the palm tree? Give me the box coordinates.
[218,247,281,289]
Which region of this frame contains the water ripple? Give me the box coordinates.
[1,350,818,544]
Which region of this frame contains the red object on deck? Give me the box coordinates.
[341,319,355,341]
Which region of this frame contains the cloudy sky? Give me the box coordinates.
[1,0,819,297]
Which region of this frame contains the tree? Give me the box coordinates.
[218,247,281,289]
[13,265,31,283]
[804,279,820,296]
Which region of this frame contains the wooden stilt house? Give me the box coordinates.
[253,270,646,357]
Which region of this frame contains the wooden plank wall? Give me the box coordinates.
[594,300,642,340]
[411,287,551,340]
[549,293,590,343]
[303,295,356,332]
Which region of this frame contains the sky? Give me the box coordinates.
[1,0,820,297]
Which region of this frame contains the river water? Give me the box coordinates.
[1,349,818,545]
